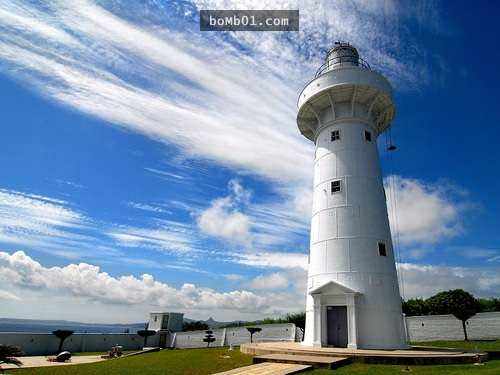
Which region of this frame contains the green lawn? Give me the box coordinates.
[310,361,500,374]
[9,341,500,375]
[412,340,500,351]
[11,348,253,375]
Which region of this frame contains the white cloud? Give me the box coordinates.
[399,262,500,299]
[249,272,289,290]
[385,176,470,246]
[0,289,20,301]
[228,179,252,204]
[234,251,308,270]
[197,180,252,243]
[224,274,244,281]
[0,250,299,315]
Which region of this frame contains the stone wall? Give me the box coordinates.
[406,312,500,342]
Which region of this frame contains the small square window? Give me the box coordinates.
[331,130,340,142]
[331,180,341,194]
[378,242,387,256]
[365,130,372,142]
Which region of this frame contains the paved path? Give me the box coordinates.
[2,355,105,369]
[213,362,311,375]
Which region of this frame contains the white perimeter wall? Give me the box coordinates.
[173,323,297,349]
[0,323,298,355]
[0,333,159,356]
[406,312,500,342]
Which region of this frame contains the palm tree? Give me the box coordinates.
[0,345,23,372]
[52,330,74,353]
[246,327,262,343]
[137,330,156,348]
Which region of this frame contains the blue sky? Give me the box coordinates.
[0,0,499,323]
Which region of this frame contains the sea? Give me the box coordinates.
[0,318,145,333]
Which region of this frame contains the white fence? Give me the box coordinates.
[406,311,500,342]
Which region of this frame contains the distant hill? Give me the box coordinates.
[0,317,248,333]
[183,317,246,329]
[0,318,145,333]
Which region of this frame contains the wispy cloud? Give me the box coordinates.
[0,0,445,191]
[144,168,186,181]
[232,251,308,270]
[127,201,172,215]
[107,219,204,256]
[0,188,87,247]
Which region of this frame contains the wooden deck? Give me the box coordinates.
[241,342,489,365]
[212,362,311,375]
[254,353,352,369]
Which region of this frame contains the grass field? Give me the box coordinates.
[412,340,500,351]
[310,361,500,374]
[9,341,500,374]
[11,347,253,375]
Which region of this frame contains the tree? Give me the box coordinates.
[426,289,479,341]
[477,298,500,312]
[52,330,74,354]
[285,312,306,330]
[402,298,430,316]
[137,330,156,348]
[246,327,262,343]
[183,321,209,331]
[0,345,23,371]
[203,330,216,347]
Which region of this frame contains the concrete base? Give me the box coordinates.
[241,342,489,365]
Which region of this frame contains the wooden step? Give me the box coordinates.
[213,362,312,374]
[253,353,352,369]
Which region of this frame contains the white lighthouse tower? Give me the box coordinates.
[297,42,407,349]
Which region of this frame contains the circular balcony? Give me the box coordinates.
[315,56,372,79]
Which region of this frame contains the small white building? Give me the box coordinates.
[297,42,407,349]
[148,312,183,332]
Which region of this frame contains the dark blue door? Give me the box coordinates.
[327,306,348,347]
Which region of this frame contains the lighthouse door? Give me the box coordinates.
[326,306,348,347]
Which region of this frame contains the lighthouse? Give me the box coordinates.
[297,42,407,349]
